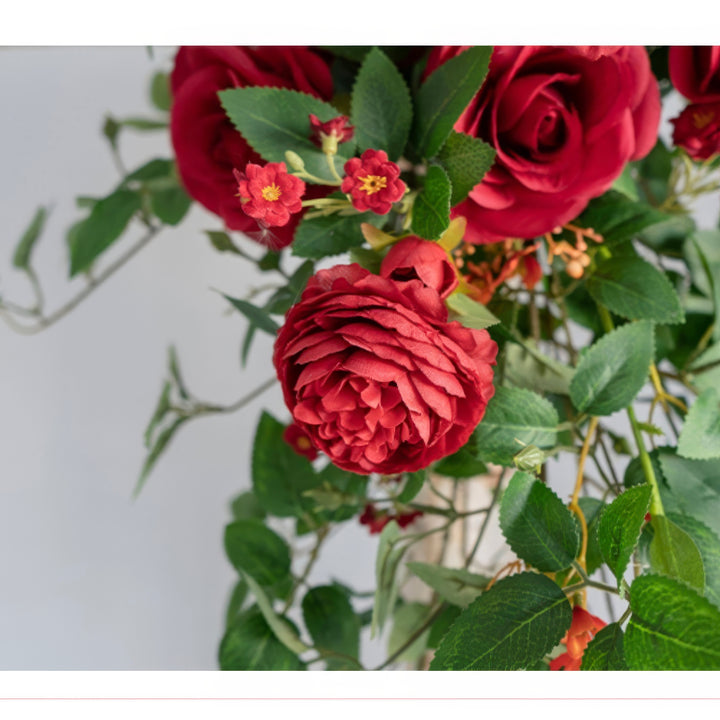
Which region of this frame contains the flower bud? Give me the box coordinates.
[285,150,305,172]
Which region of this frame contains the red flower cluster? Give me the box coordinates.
[341,149,407,214]
[233,162,305,227]
[359,504,423,534]
[549,606,606,671]
[309,114,355,153]
[283,422,318,461]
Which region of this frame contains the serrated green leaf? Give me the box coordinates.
[410,46,492,160]
[411,165,451,240]
[150,71,171,112]
[388,602,432,664]
[222,294,279,335]
[474,386,559,466]
[597,484,652,585]
[224,519,291,587]
[577,497,605,575]
[134,416,188,498]
[437,131,495,205]
[446,292,500,330]
[406,562,490,608]
[427,605,462,649]
[580,622,628,670]
[625,574,720,670]
[430,572,572,670]
[69,189,141,276]
[569,321,654,416]
[219,87,353,184]
[371,520,404,637]
[587,256,684,324]
[499,471,581,572]
[351,47,412,161]
[649,515,705,593]
[292,211,377,259]
[678,387,720,460]
[13,206,48,270]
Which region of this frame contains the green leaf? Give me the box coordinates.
[474,386,559,466]
[251,412,320,518]
[611,163,639,200]
[446,292,500,330]
[587,256,684,324]
[411,165,452,240]
[577,497,605,575]
[351,47,412,160]
[219,607,305,670]
[678,387,720,460]
[686,230,720,342]
[302,586,360,668]
[430,572,572,670]
[437,131,495,206]
[123,158,175,184]
[69,189,141,276]
[222,294,280,335]
[406,562,490,608]
[597,484,652,586]
[625,574,720,670]
[117,117,168,131]
[292,210,380,259]
[388,602,432,664]
[499,471,581,572]
[287,259,315,298]
[569,320,654,416]
[151,186,191,226]
[230,491,266,521]
[371,520,405,637]
[13,206,48,270]
[142,380,172,448]
[433,444,487,479]
[503,342,575,396]
[134,416,188,498]
[224,519,291,587]
[395,470,426,504]
[649,515,705,593]
[150,71,171,112]
[219,87,354,184]
[427,605,462,649]
[410,46,492,160]
[580,623,628,670]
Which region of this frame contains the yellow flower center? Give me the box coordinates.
[296,436,311,451]
[693,109,715,129]
[358,174,387,196]
[261,183,282,202]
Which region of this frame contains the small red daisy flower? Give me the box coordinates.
[341,149,406,215]
[233,162,305,227]
[309,114,354,153]
[283,423,318,461]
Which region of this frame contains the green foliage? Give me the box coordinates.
[474,386,559,466]
[222,294,280,335]
[430,572,572,670]
[437,131,495,206]
[649,515,705,593]
[446,292,501,330]
[224,519,291,587]
[292,209,383,259]
[433,443,488,479]
[371,521,405,637]
[395,471,426,503]
[625,574,720,670]
[577,497,606,575]
[580,623,628,671]
[569,321,654,416]
[411,165,452,240]
[225,579,249,628]
[150,186,191,226]
[388,602,432,664]
[230,491,266,522]
[503,342,575,396]
[13,206,48,270]
[406,562,490,608]
[410,46,492,160]
[150,71,171,112]
[351,47,412,161]
[597,485,652,586]
[686,230,720,342]
[499,471,581,572]
[134,416,189,498]
[678,387,720,460]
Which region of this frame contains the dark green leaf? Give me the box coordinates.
[13,206,48,270]
[287,260,315,297]
[427,605,462,649]
[396,471,426,503]
[134,416,188,498]
[433,445,487,479]
[597,484,652,586]
[69,189,141,276]
[587,256,684,324]
[143,380,172,448]
[649,514,705,593]
[292,210,381,259]
[569,321,654,416]
[580,623,627,670]
[411,165,451,240]
[151,186,191,226]
[577,497,605,575]
[634,138,672,205]
[150,71,171,112]
[206,230,243,255]
[437,131,495,205]
[230,491,266,521]
[678,387,720,460]
[124,158,174,183]
[225,579,249,628]
[430,572,572,670]
[219,87,353,184]
[118,117,168,130]
[351,47,412,160]
[446,292,500,330]
[224,519,291,587]
[222,294,280,335]
[499,471,581,572]
[406,562,490,608]
[302,586,360,668]
[410,47,492,160]
[625,574,720,670]
[687,230,720,342]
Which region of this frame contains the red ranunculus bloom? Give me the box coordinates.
[669,46,720,103]
[424,46,661,243]
[341,149,407,214]
[170,46,333,247]
[380,236,459,300]
[234,162,305,227]
[671,102,720,160]
[283,422,318,461]
[359,504,423,534]
[309,114,355,150]
[549,606,607,671]
[273,264,497,475]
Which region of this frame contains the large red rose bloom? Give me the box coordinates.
[273,264,497,475]
[669,46,720,103]
[170,46,333,247]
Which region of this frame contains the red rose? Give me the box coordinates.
[380,236,459,300]
[424,46,661,243]
[341,149,407,214]
[273,264,497,475]
[549,606,606,671]
[170,46,333,247]
[669,47,720,103]
[671,102,720,160]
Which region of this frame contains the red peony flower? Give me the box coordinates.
[671,102,720,160]
[669,46,720,103]
[283,422,319,461]
[273,264,497,475]
[380,236,459,300]
[359,504,423,534]
[549,606,606,671]
[309,114,355,153]
[233,162,305,227]
[423,46,661,243]
[341,149,407,214]
[170,46,333,247]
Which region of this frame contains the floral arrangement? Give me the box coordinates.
[3,45,720,672]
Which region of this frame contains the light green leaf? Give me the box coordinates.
[503,342,574,395]
[446,292,500,330]
[406,562,490,608]
[388,602,432,664]
[649,515,705,593]
[678,387,720,460]
[13,206,48,270]
[150,71,172,112]
[371,520,405,637]
[437,131,495,205]
[411,165,451,240]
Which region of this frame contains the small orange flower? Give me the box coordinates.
[549,606,606,671]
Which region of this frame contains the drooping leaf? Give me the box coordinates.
[446,292,500,330]
[134,416,189,498]
[406,562,490,608]
[437,131,495,205]
[678,387,720,460]
[222,294,280,335]
[395,470,426,504]
[13,206,48,270]
[580,622,627,670]
[411,165,452,241]
[649,515,705,593]
[371,520,405,637]
[224,519,291,587]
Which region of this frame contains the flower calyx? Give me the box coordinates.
[309,113,355,156]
